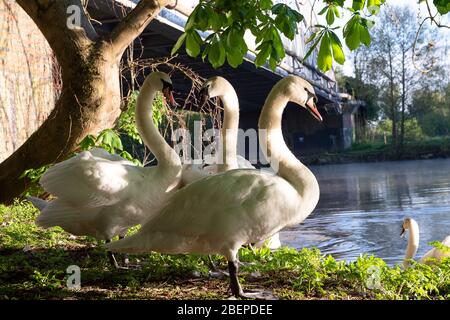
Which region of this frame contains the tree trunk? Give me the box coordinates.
[0,42,121,203]
[387,44,397,148]
[0,0,170,203]
[399,50,407,152]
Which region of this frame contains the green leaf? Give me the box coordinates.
[326,8,335,25]
[318,6,328,15]
[318,33,332,72]
[305,32,317,44]
[171,33,186,56]
[271,3,284,14]
[185,6,198,31]
[344,18,361,50]
[360,25,371,46]
[186,31,201,57]
[210,12,223,32]
[433,0,450,14]
[260,0,273,10]
[268,56,277,71]
[196,7,209,30]
[303,31,323,63]
[79,134,96,151]
[208,39,226,68]
[226,46,244,68]
[255,42,271,67]
[367,0,381,14]
[329,31,345,65]
[352,0,366,11]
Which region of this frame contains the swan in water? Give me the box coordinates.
[106,75,323,298]
[29,72,182,268]
[401,217,450,268]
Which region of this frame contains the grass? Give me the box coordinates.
[301,137,450,165]
[1,201,450,300]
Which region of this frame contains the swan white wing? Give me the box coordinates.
[88,147,135,164]
[236,155,255,169]
[254,232,282,250]
[106,169,301,254]
[40,149,145,207]
[201,156,255,175]
[420,235,450,263]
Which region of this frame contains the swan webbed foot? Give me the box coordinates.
[227,260,277,300]
[237,290,278,300]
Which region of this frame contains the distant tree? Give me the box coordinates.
[361,6,435,149]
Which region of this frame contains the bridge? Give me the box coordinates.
[87,0,361,155]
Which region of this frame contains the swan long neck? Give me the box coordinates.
[258,88,320,217]
[217,89,239,172]
[403,221,419,268]
[136,80,181,167]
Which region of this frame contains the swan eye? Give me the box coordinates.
[161,79,173,90]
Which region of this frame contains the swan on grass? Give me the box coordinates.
[180,76,253,185]
[106,75,323,299]
[183,76,281,251]
[401,217,450,268]
[29,72,182,268]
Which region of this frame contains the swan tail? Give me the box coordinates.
[27,196,48,211]
[35,199,95,229]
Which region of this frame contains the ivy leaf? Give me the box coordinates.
[171,33,186,56]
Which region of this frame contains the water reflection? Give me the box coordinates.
[280,159,450,266]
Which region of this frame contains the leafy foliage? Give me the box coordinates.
[172,0,303,70]
[173,0,450,72]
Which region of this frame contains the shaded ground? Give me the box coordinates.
[1,202,450,300]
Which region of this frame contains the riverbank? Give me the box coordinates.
[300,138,450,166]
[1,201,449,300]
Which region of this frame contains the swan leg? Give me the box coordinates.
[105,240,120,269]
[118,235,130,265]
[228,260,277,300]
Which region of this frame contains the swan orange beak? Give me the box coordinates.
[306,98,323,122]
[400,227,406,238]
[162,87,177,107]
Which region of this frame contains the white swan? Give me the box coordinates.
[180,76,252,185]
[106,75,323,298]
[183,76,281,250]
[30,72,182,267]
[401,217,450,268]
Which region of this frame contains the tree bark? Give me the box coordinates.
[387,42,397,148]
[0,0,172,204]
[399,50,407,151]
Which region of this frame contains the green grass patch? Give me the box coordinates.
[1,201,450,300]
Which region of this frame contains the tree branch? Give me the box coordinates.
[108,0,175,59]
[15,0,99,67]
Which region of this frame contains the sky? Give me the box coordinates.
[330,0,450,76]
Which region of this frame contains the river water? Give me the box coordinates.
[280,158,450,266]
